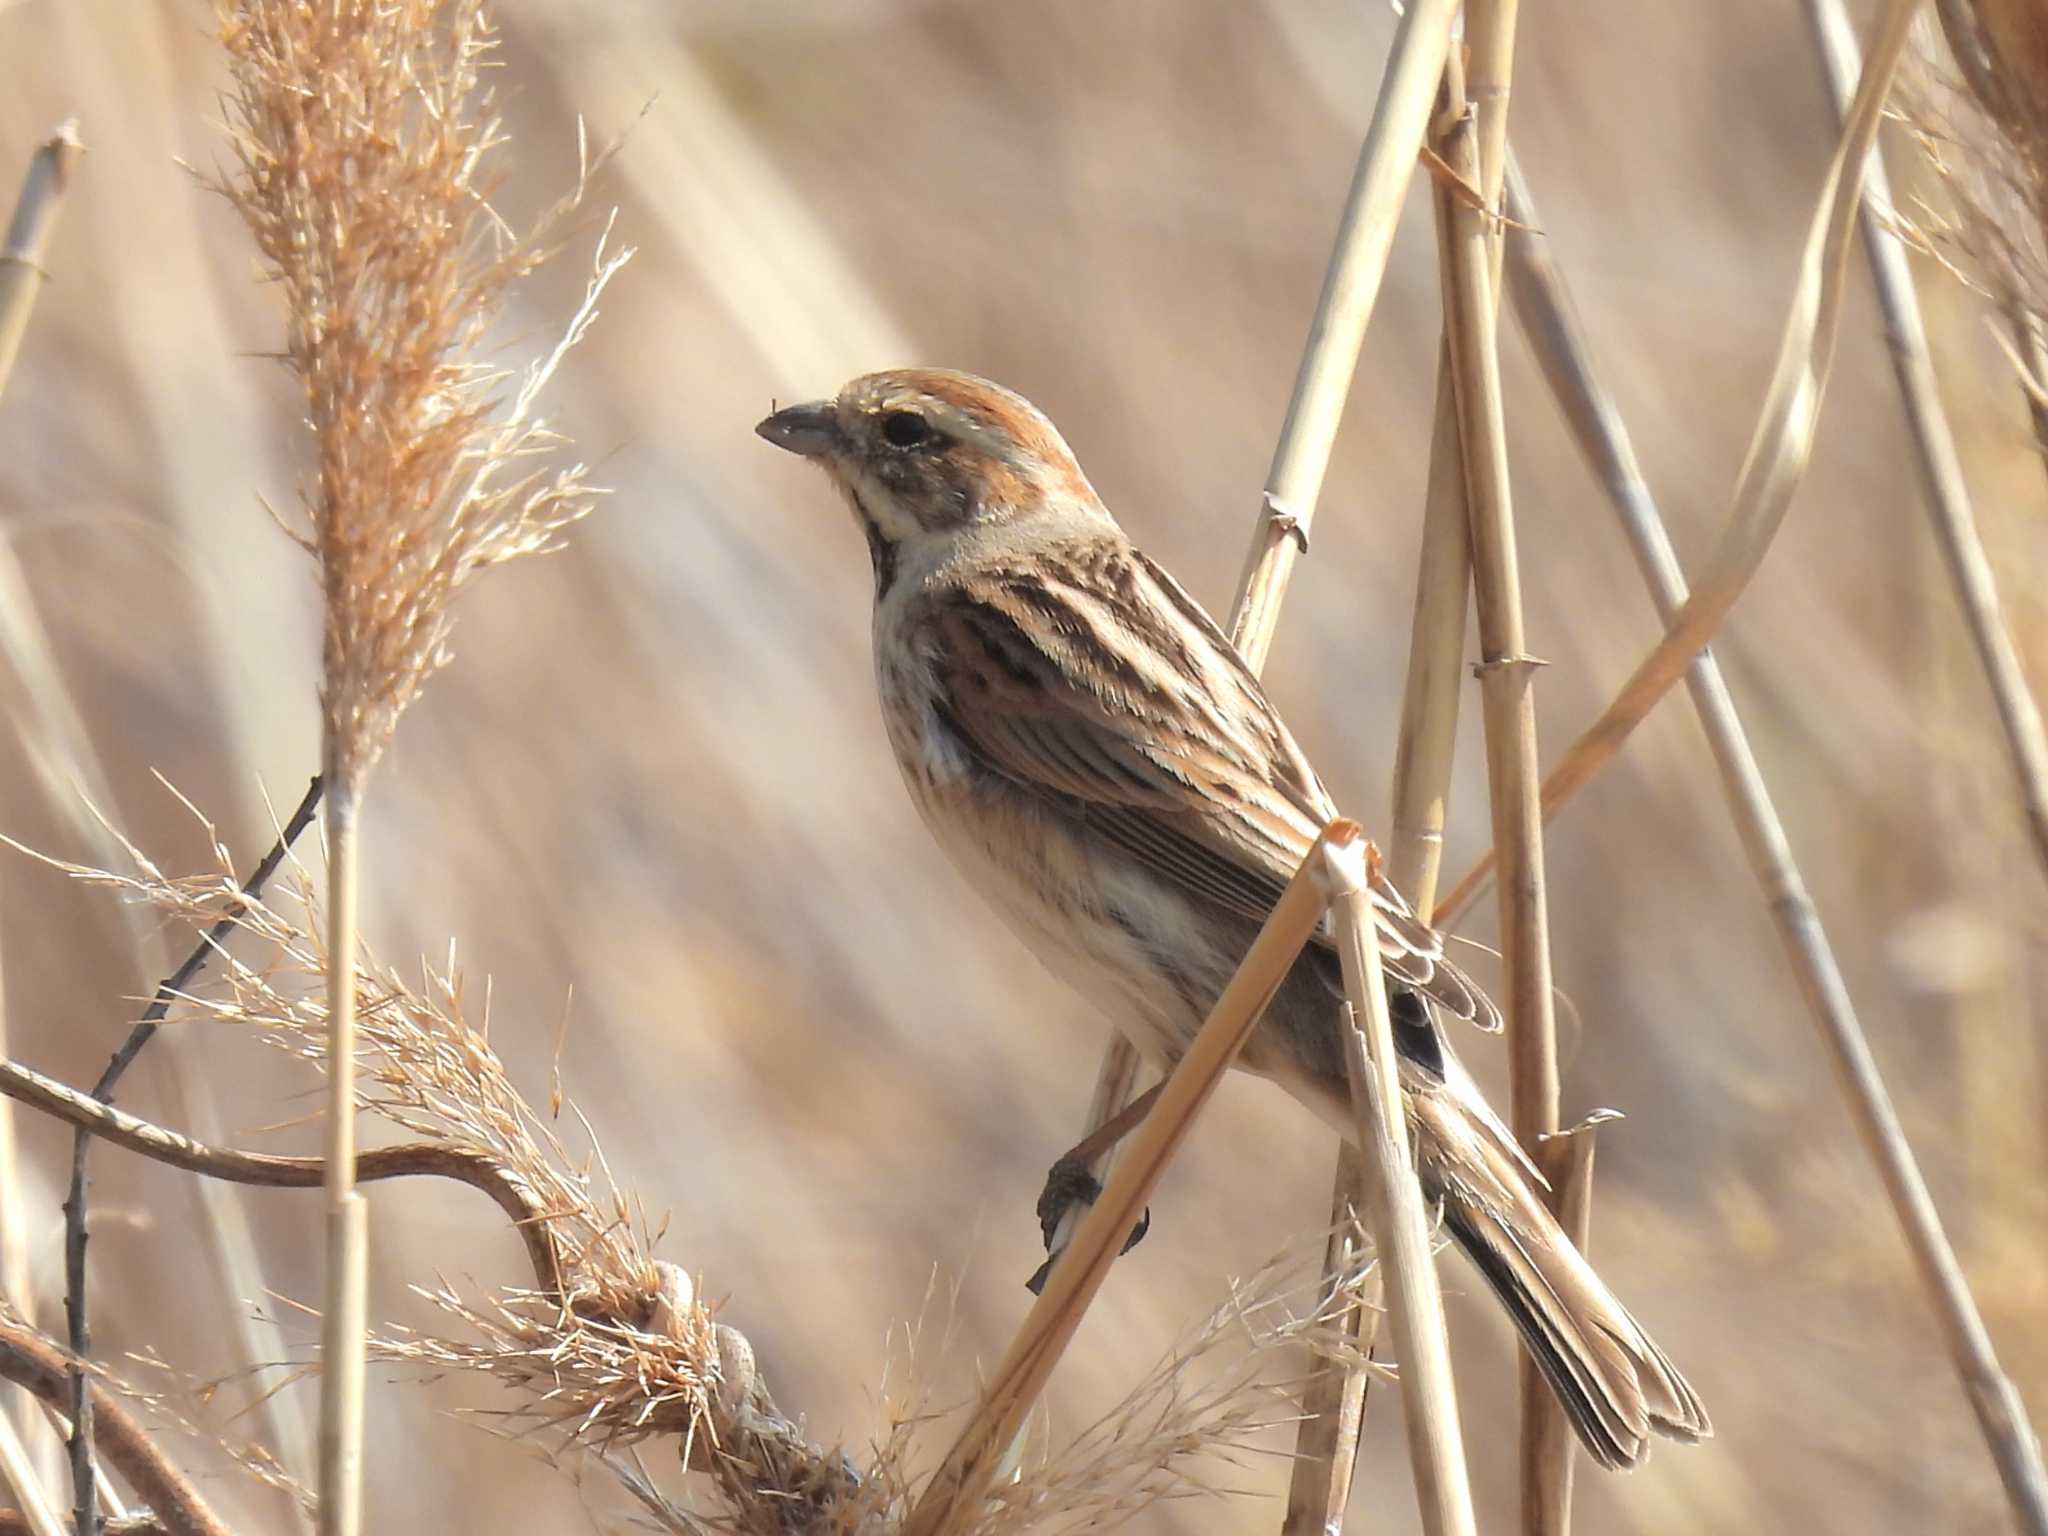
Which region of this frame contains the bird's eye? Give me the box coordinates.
[881,410,933,449]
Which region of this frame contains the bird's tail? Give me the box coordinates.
[1435,1144,1710,1469]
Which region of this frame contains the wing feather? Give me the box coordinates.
[919,538,1498,1030]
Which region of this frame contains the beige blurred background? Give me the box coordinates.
[2,1,2045,1531]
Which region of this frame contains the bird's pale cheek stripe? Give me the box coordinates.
[847,488,899,597]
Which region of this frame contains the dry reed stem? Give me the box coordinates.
[1432,10,1570,1523]
[0,129,83,1536]
[1227,0,1462,671]
[316,784,365,1536]
[1320,837,1476,1536]
[1434,0,1924,930]
[1388,344,1474,917]
[902,829,1342,1536]
[0,112,201,1536]
[0,1317,231,1536]
[1289,63,1493,1536]
[1500,154,2048,1536]
[0,1414,60,1536]
[0,119,81,399]
[1525,1127,1597,1536]
[1218,11,1463,1523]
[1805,4,2048,1526]
[1277,1150,1373,1536]
[1075,0,1465,1304]
[0,116,109,1536]
[1811,2,2048,893]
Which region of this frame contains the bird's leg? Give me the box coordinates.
[1026,1080,1163,1294]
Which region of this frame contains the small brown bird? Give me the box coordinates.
[757,368,1708,1469]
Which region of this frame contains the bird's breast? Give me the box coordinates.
[870,618,1240,1073]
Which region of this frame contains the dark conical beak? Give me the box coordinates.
[755,400,842,459]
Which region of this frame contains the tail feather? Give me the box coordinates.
[1442,1189,1709,1469]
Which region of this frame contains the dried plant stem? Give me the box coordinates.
[1809,4,2048,1525]
[1217,12,1463,1524]
[0,1057,561,1295]
[1228,0,1461,670]
[1807,0,2048,891]
[0,1411,62,1536]
[1278,1149,1373,1536]
[1525,1128,1596,1536]
[0,119,81,400]
[0,115,94,1536]
[1389,349,1474,915]
[1320,837,1476,1536]
[903,828,1342,1536]
[1434,0,1922,929]
[1500,155,2048,1536]
[1294,67,1494,1536]
[0,1316,232,1536]
[1434,10,1569,1523]
[317,778,366,1536]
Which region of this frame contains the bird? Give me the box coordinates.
[755,367,1708,1469]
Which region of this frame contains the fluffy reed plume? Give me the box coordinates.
[209,4,627,1524]
[212,0,627,784]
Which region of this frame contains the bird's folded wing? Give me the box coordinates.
[922,568,1494,1027]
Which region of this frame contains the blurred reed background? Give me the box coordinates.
[1,1,2044,1531]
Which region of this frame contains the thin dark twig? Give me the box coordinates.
[62,776,323,1536]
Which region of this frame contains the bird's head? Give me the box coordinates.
[756,369,1107,584]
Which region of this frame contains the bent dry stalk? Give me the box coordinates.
[903,827,1343,1536]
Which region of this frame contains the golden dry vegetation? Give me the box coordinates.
[0,3,2044,1533]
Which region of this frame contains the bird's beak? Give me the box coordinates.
[755,400,843,459]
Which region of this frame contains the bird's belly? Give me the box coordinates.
[877,716,1219,1072]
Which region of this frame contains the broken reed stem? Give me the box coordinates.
[1807,0,2048,893]
[0,1317,232,1536]
[1500,155,2048,1536]
[1228,0,1463,670]
[0,114,96,1536]
[1319,837,1476,1536]
[1432,0,1924,930]
[318,775,366,1536]
[903,830,1342,1536]
[0,119,82,401]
